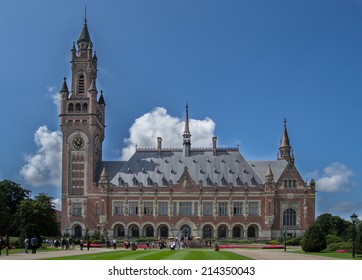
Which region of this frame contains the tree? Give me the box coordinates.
[302,224,326,252]
[14,193,60,241]
[0,180,31,235]
[315,213,351,241]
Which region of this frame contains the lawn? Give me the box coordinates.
[46,249,252,260]
[291,249,362,260]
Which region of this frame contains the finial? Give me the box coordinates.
[84,5,87,24]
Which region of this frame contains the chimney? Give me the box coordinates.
[157,137,162,156]
[212,136,217,156]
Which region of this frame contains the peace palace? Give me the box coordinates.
[60,17,316,241]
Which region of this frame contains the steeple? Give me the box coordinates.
[183,103,191,157]
[279,118,294,163]
[77,8,92,56]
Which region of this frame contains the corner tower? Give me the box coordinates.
[60,17,106,234]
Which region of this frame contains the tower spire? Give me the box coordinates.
[279,118,294,163]
[183,102,191,157]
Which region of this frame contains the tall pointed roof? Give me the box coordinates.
[184,102,190,135]
[98,90,106,105]
[60,77,69,93]
[280,118,290,147]
[77,19,92,44]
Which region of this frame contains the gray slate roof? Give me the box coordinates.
[104,149,288,188]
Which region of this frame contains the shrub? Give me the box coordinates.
[286,237,302,246]
[265,240,279,245]
[326,242,352,252]
[326,234,343,245]
[302,224,326,252]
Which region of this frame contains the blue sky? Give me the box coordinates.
[0,0,361,220]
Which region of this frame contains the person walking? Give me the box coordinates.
[80,238,84,250]
[112,238,117,249]
[87,239,91,251]
[31,236,38,254]
[24,237,29,254]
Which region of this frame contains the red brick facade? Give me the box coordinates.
[60,19,315,241]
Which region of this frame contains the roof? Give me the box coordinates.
[106,148,267,188]
[248,160,289,183]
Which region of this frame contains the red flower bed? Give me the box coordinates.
[336,249,347,253]
[262,245,285,249]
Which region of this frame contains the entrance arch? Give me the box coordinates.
[73,225,82,237]
[180,225,191,239]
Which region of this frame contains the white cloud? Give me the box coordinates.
[47,86,60,111]
[52,198,61,210]
[121,107,216,160]
[20,126,62,187]
[312,162,354,192]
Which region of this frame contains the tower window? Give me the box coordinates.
[78,74,85,95]
[82,103,88,112]
[68,103,74,112]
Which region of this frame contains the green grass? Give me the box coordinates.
[46,249,252,260]
[291,249,362,260]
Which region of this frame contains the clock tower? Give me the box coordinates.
[59,17,106,233]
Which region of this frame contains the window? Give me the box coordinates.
[179,202,192,216]
[158,202,168,216]
[203,202,213,216]
[173,202,177,216]
[283,208,297,227]
[117,225,125,237]
[143,202,153,215]
[218,202,228,216]
[248,201,259,216]
[218,225,227,238]
[233,201,243,215]
[78,74,85,95]
[203,225,213,239]
[145,226,154,237]
[114,202,123,215]
[72,203,82,216]
[129,202,138,215]
[194,202,198,216]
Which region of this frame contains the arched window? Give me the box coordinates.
[159,226,168,238]
[202,225,213,239]
[247,225,258,239]
[78,74,85,95]
[74,225,82,237]
[130,225,139,237]
[116,225,125,238]
[145,226,154,237]
[68,103,74,112]
[232,226,243,238]
[75,103,81,111]
[82,103,88,112]
[218,225,227,238]
[283,208,297,227]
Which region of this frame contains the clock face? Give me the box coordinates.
[72,136,84,149]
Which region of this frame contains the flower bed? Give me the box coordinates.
[262,245,284,249]
[335,249,347,253]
